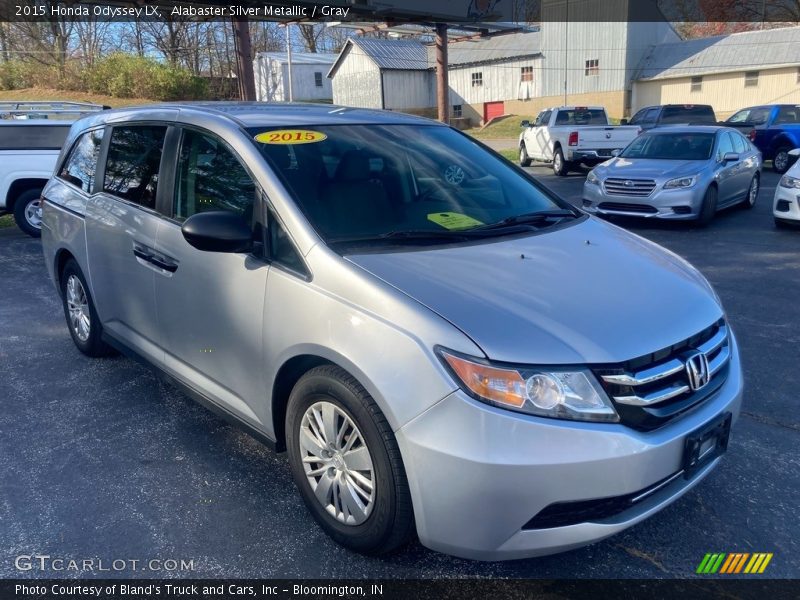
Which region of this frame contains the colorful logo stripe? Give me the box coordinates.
[697,553,773,574]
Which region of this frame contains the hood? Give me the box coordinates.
[348,218,723,365]
[595,157,707,180]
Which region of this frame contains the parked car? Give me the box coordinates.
[42,103,742,561]
[773,148,800,228]
[626,104,717,131]
[583,126,761,225]
[0,101,106,236]
[518,106,641,175]
[724,104,800,173]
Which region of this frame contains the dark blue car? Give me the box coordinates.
[725,104,800,173]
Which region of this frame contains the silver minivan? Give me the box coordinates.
[41,103,743,561]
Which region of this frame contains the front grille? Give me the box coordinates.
[598,202,657,214]
[604,177,657,197]
[523,470,683,529]
[593,319,730,431]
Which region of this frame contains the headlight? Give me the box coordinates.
[439,350,618,423]
[663,175,697,189]
[586,170,600,185]
[779,175,800,189]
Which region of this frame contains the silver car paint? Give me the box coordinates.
[583,127,761,219]
[41,104,744,561]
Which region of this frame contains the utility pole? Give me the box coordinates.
[435,23,449,123]
[231,18,256,101]
[563,0,569,105]
[285,23,294,102]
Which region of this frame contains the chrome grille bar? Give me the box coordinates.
[601,358,684,386]
[613,383,691,407]
[603,178,657,197]
[698,325,728,355]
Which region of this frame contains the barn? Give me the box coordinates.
[632,26,800,119]
[254,52,336,103]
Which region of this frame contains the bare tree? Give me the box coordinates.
[74,19,112,67]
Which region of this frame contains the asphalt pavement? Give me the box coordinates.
[1,169,798,579]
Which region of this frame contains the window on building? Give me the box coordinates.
[471,72,483,87]
[103,125,167,209]
[691,76,703,92]
[744,71,759,87]
[174,129,256,221]
[314,72,323,87]
[520,66,533,82]
[585,59,599,76]
[452,104,463,118]
[796,67,800,83]
[58,129,104,193]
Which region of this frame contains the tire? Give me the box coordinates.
[60,259,116,357]
[697,185,718,226]
[553,147,569,176]
[12,188,44,238]
[519,143,532,167]
[772,147,793,174]
[286,365,414,555]
[741,173,759,209]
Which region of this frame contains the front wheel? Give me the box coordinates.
[772,147,792,174]
[741,174,759,209]
[13,188,44,238]
[286,365,414,555]
[519,144,532,167]
[553,147,569,176]
[697,185,718,226]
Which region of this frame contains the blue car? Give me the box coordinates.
[725,104,800,173]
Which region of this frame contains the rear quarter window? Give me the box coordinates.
[57,128,104,193]
[103,125,167,209]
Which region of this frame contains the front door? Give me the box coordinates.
[153,127,270,427]
[714,131,741,204]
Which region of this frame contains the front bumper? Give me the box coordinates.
[582,181,706,219]
[773,185,800,223]
[396,334,743,561]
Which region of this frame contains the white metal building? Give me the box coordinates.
[254,52,336,103]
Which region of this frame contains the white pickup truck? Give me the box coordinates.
[518,106,641,176]
[0,102,106,237]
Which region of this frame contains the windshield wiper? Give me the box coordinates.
[471,209,579,231]
[329,229,477,245]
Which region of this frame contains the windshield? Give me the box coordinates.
[249,124,573,245]
[620,132,714,160]
[660,106,715,124]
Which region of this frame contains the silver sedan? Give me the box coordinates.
[582,126,762,224]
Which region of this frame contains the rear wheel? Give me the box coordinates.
[519,144,532,167]
[13,188,44,238]
[741,174,759,209]
[286,366,414,555]
[553,147,569,176]
[697,185,718,226]
[60,259,116,357]
[772,147,792,174]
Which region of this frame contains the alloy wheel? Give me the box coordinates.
[774,151,789,173]
[24,199,42,230]
[299,401,376,526]
[748,177,759,206]
[66,274,91,342]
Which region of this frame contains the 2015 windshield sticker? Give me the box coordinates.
[254,130,327,145]
[427,212,483,230]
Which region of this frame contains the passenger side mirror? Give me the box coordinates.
[611,149,621,157]
[619,118,628,125]
[520,120,530,128]
[789,149,800,157]
[181,211,253,253]
[722,152,739,163]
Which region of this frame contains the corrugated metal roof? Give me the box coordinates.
[257,52,336,66]
[636,26,800,81]
[435,31,541,66]
[350,38,429,70]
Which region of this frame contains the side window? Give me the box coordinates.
[717,132,735,160]
[58,129,104,193]
[642,108,660,126]
[269,215,306,275]
[174,129,256,221]
[629,109,647,125]
[103,126,167,209]
[732,132,747,154]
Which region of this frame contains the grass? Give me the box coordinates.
[0,88,156,108]
[497,148,518,162]
[0,214,14,228]
[464,114,534,139]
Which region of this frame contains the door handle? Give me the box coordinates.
[133,246,178,273]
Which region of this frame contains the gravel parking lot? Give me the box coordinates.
[1,169,798,579]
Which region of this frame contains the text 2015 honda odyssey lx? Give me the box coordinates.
[41,103,742,560]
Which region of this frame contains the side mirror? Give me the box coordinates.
[619,118,628,125]
[789,148,800,157]
[722,152,739,163]
[520,120,530,128]
[611,149,621,157]
[181,211,253,253]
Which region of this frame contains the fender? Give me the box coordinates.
[0,166,57,208]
